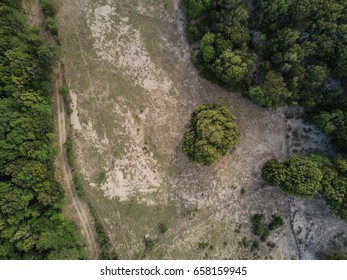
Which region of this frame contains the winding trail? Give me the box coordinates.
[22,0,100,259]
[54,65,100,260]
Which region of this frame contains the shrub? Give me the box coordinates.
[182,104,239,165]
[268,215,284,231]
[40,0,57,17]
[45,17,58,36]
[159,223,168,234]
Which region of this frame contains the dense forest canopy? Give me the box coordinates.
[187,0,347,152]
[0,0,85,259]
[186,0,347,221]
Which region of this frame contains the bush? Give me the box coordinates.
[268,215,284,231]
[187,24,204,43]
[145,238,155,251]
[159,223,168,234]
[182,104,239,165]
[251,214,270,241]
[198,242,209,249]
[40,0,57,17]
[45,17,58,36]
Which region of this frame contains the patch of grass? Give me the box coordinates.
[64,139,74,167]
[198,242,210,250]
[73,175,86,199]
[164,0,169,10]
[266,241,276,248]
[251,241,260,252]
[91,208,118,260]
[98,171,107,184]
[159,223,168,234]
[45,16,58,37]
[239,237,249,248]
[59,83,71,114]
[145,238,156,251]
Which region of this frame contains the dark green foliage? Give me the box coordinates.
[251,241,259,251]
[187,24,204,43]
[39,0,58,37]
[251,213,284,242]
[182,104,239,165]
[159,223,168,234]
[268,215,284,231]
[186,0,211,19]
[323,253,347,260]
[261,71,290,107]
[186,0,254,87]
[186,0,347,153]
[0,2,86,259]
[93,211,117,260]
[251,214,270,242]
[144,238,155,251]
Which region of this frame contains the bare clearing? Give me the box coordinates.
[56,0,347,259]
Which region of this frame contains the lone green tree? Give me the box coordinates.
[182,104,239,165]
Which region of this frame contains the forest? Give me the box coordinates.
[0,0,86,259]
[186,0,347,220]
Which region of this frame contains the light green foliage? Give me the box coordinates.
[182,104,239,165]
[261,159,286,186]
[199,33,216,63]
[280,156,323,198]
[246,86,271,107]
[262,155,347,220]
[262,156,323,198]
[45,17,58,36]
[211,50,248,83]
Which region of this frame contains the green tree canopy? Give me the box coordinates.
[262,156,323,198]
[182,104,239,165]
[211,50,248,83]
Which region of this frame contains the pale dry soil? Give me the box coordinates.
[56,0,347,259]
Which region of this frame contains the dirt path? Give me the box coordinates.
[54,65,100,260]
[22,0,100,260]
